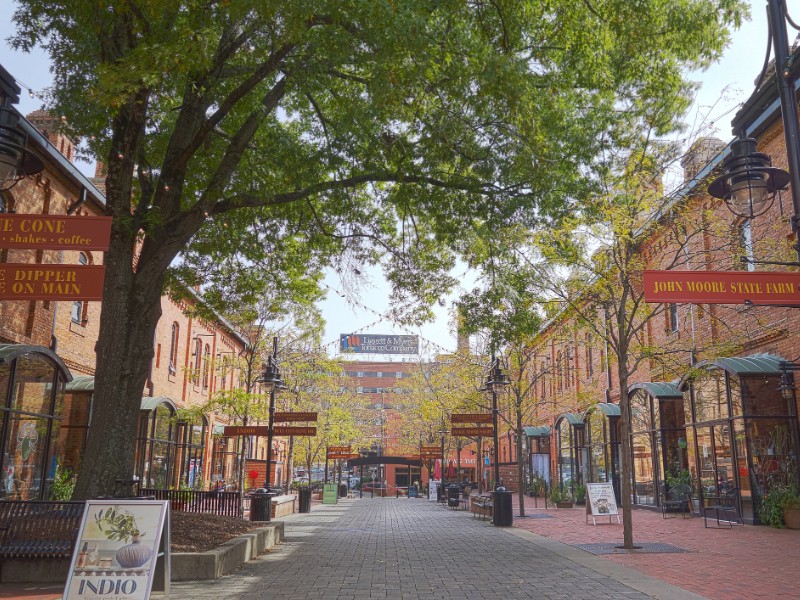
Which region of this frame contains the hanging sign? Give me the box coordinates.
[420,446,440,454]
[451,413,493,424]
[274,412,317,422]
[0,214,113,251]
[643,270,800,305]
[452,427,493,437]
[0,264,105,300]
[223,425,268,436]
[327,445,353,459]
[274,426,316,436]
[327,445,351,453]
[63,499,169,600]
[585,482,620,526]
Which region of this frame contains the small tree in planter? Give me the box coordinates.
[550,486,574,508]
[574,484,586,506]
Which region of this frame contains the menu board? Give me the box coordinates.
[585,482,620,525]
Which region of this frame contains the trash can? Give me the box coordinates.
[339,483,348,498]
[298,487,312,513]
[447,483,460,508]
[492,487,513,527]
[250,492,270,521]
[436,482,444,503]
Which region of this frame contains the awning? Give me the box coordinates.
[584,402,621,417]
[140,396,177,412]
[66,375,95,392]
[629,382,682,399]
[679,353,785,389]
[0,343,72,382]
[555,412,583,426]
[523,426,551,437]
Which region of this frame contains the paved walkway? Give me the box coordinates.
[172,498,698,600]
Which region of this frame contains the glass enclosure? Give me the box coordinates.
[135,400,180,489]
[583,403,621,501]
[555,414,583,496]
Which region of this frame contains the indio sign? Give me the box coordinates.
[0,264,105,300]
[643,270,800,305]
[0,214,113,250]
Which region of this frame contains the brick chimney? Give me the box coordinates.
[681,137,725,183]
[26,110,77,164]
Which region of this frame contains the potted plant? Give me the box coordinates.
[574,483,586,506]
[550,486,573,508]
[758,484,800,528]
[529,474,546,498]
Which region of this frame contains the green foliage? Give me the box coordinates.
[549,485,572,504]
[665,470,692,491]
[51,465,76,501]
[95,507,141,543]
[758,485,800,528]
[574,483,586,502]
[529,474,546,497]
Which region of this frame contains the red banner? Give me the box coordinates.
[451,427,493,437]
[274,426,316,436]
[451,413,492,424]
[0,264,105,300]
[274,412,317,422]
[643,270,800,305]
[0,214,113,250]
[223,426,269,436]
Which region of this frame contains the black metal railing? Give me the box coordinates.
[139,489,243,518]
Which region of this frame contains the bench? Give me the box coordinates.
[457,487,472,511]
[0,501,85,559]
[471,494,493,520]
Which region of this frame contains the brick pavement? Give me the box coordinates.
[171,498,696,600]
[509,495,800,600]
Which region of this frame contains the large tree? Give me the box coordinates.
[10,0,746,497]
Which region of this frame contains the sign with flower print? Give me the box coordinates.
[63,500,170,600]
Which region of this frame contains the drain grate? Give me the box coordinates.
[575,542,689,555]
[516,514,554,519]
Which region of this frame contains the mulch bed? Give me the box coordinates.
[170,512,261,553]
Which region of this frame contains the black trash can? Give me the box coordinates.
[250,492,270,521]
[339,483,348,498]
[447,483,460,508]
[436,482,444,503]
[492,487,513,527]
[298,487,312,513]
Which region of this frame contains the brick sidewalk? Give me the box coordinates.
[509,495,800,600]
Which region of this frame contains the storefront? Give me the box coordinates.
[680,354,800,524]
[554,413,584,495]
[628,382,688,507]
[135,397,180,489]
[523,425,550,484]
[0,344,72,500]
[582,403,621,501]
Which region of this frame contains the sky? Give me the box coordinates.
[0,1,777,359]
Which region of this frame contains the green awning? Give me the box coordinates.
[629,382,682,399]
[140,396,177,412]
[679,353,786,389]
[66,375,95,392]
[555,412,583,426]
[584,402,621,417]
[0,343,72,382]
[523,426,551,437]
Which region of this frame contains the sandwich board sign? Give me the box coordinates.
[64,499,170,600]
[585,482,620,526]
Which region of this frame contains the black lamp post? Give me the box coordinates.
[437,424,448,483]
[259,336,286,502]
[707,0,800,264]
[481,354,509,491]
[0,65,44,197]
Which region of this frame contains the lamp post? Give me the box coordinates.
[260,337,286,506]
[481,354,509,491]
[437,424,448,484]
[708,0,800,264]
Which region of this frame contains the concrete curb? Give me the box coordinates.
[503,526,708,600]
[167,521,284,582]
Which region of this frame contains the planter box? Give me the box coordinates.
[556,501,574,508]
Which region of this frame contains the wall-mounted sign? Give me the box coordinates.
[0,264,105,300]
[223,425,268,436]
[327,445,351,453]
[63,500,169,600]
[274,412,317,422]
[452,427,493,437]
[0,214,113,251]
[274,426,316,436]
[585,482,620,526]
[420,446,440,453]
[339,333,419,354]
[643,270,800,305]
[451,413,492,424]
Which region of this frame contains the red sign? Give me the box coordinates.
[223,425,268,436]
[274,426,316,436]
[0,214,113,250]
[452,427,493,437]
[0,264,105,300]
[327,452,358,459]
[274,412,317,422]
[451,413,492,424]
[420,446,440,453]
[327,446,351,453]
[643,270,800,305]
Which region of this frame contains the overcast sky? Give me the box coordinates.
[0,1,776,358]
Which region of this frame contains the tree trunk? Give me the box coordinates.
[517,414,526,517]
[618,364,635,549]
[73,227,165,499]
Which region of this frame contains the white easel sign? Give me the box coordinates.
[585,482,620,525]
[64,500,169,600]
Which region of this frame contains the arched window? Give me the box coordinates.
[178,415,207,488]
[135,400,179,489]
[71,253,89,325]
[193,338,202,383]
[168,323,179,375]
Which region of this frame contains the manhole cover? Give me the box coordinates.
[575,542,689,555]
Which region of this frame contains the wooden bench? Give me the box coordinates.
[471,494,493,520]
[0,501,85,559]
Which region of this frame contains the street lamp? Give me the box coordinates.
[258,336,287,506]
[707,0,800,263]
[480,355,509,491]
[0,65,44,195]
[437,424,448,484]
